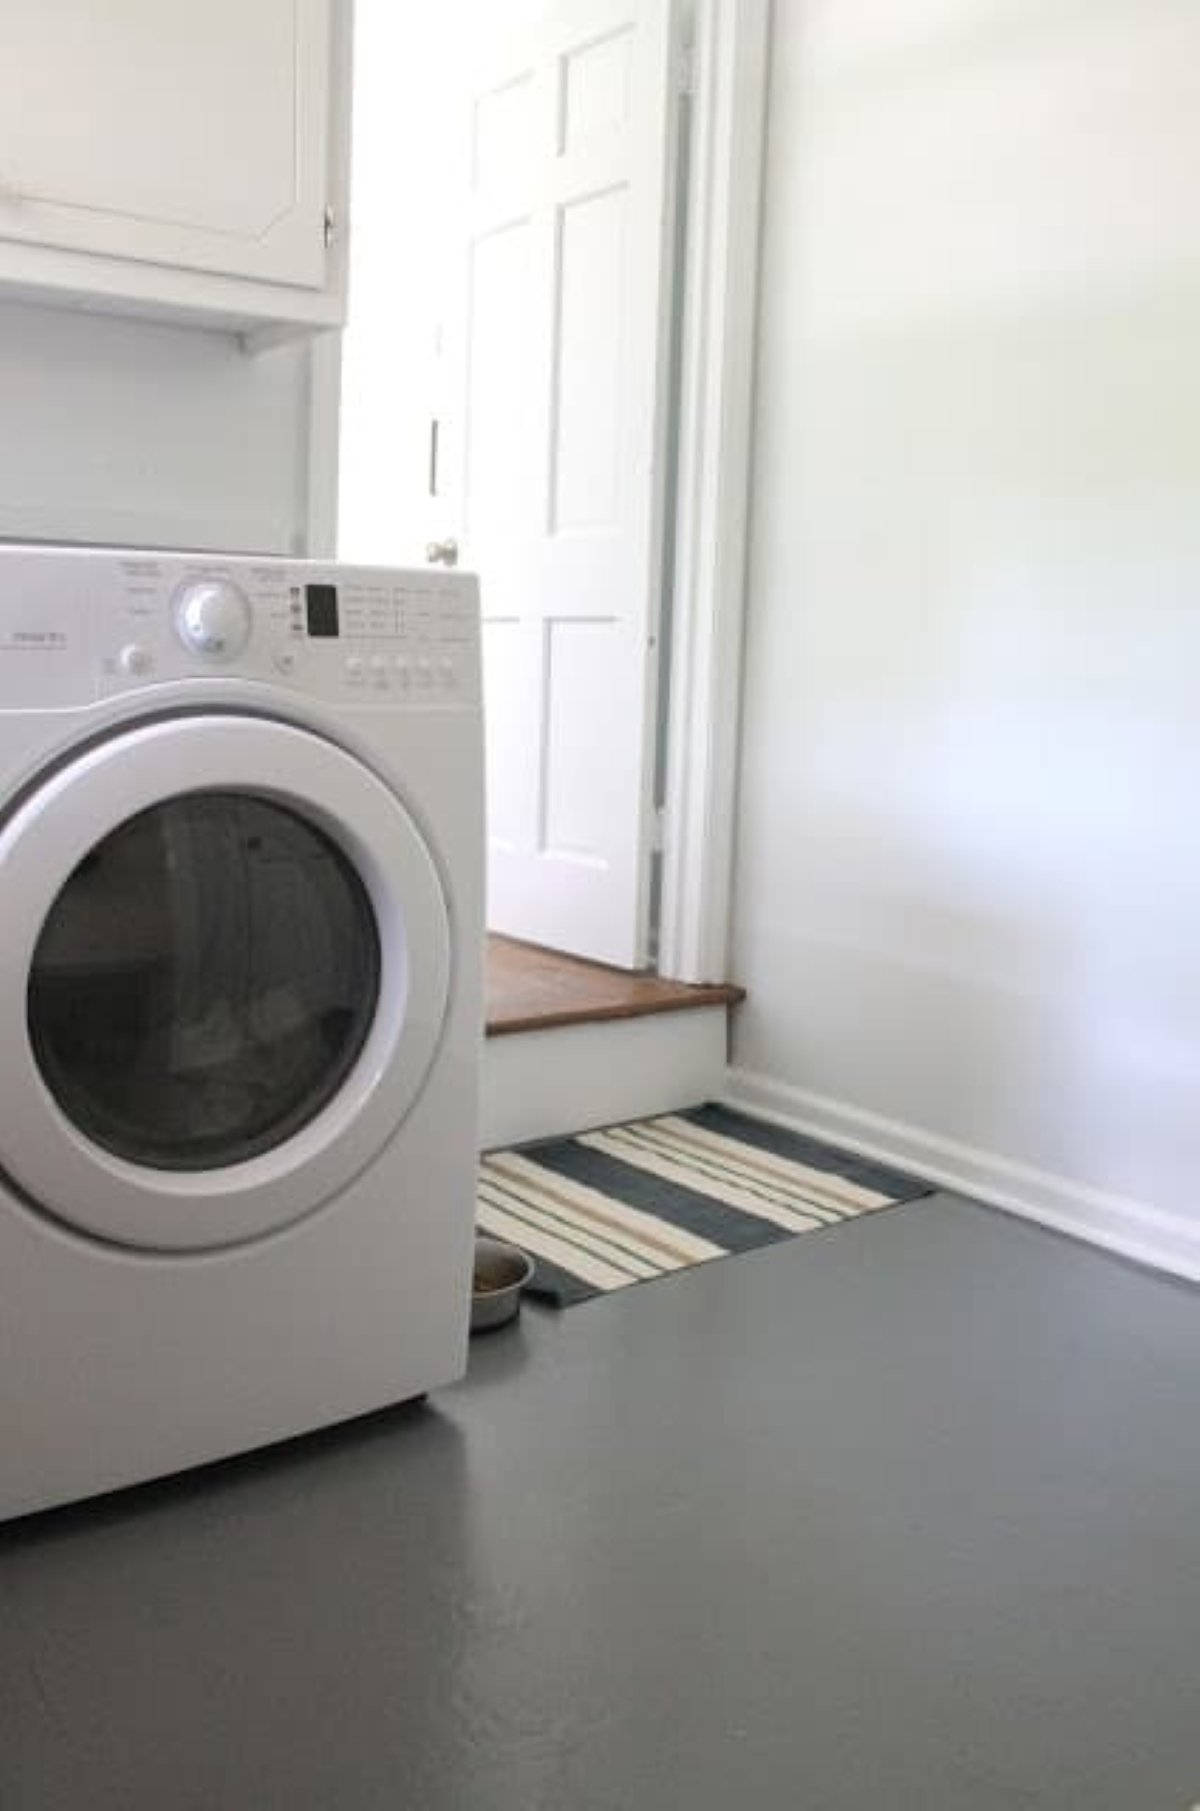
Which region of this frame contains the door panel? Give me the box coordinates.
[466,221,539,538]
[552,188,627,531]
[454,0,680,967]
[481,617,540,852]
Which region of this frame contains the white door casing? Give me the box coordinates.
[657,0,770,983]
[0,715,450,1252]
[446,0,681,969]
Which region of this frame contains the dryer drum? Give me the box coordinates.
[27,790,382,1172]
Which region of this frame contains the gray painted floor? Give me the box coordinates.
[1,1194,1198,1811]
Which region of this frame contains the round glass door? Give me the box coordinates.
[28,793,382,1172]
[0,713,452,1251]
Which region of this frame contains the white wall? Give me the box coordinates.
[0,299,315,554]
[729,0,1200,1278]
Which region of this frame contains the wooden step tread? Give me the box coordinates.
[486,934,745,1038]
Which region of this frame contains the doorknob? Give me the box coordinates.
[426,538,459,568]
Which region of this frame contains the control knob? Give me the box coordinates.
[173,579,252,660]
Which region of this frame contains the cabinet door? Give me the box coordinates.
[0,0,331,290]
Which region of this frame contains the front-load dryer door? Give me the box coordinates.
[0,714,452,1250]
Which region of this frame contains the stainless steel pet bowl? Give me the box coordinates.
[471,1235,534,1333]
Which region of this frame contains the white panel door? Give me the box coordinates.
[444,0,680,968]
[0,0,331,288]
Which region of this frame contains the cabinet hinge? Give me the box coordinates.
[677,42,697,96]
[322,206,336,250]
[651,806,669,855]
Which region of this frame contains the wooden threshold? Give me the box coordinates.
[485,934,745,1038]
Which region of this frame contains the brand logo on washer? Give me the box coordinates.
[0,628,69,652]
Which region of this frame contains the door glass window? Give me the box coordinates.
[27,793,381,1171]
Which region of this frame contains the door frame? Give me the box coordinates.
[656,0,769,983]
[309,0,770,985]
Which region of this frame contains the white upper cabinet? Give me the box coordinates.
[0,0,347,337]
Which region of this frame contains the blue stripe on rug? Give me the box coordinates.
[528,1140,801,1256]
[686,1103,929,1200]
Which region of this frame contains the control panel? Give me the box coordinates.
[0,548,481,710]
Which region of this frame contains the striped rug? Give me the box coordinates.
[477,1102,932,1306]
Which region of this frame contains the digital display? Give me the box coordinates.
[305,583,340,638]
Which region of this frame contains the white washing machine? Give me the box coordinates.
[0,545,484,1522]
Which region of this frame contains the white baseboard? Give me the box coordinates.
[482,1007,728,1151]
[723,1067,1200,1286]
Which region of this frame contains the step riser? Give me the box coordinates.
[482,1005,728,1150]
